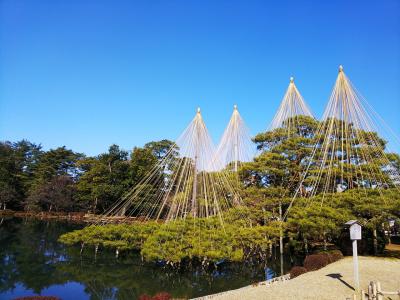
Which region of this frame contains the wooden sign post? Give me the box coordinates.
[345,220,362,292]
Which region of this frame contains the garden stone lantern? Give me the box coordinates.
[345,220,362,291]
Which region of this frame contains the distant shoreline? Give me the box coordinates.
[0,209,142,224]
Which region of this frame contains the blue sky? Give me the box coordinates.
[1,0,399,156]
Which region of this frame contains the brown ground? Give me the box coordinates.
[195,256,400,300]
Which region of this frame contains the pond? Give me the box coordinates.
[0,217,298,300]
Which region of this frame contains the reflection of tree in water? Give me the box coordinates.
[0,218,19,292]
[0,218,81,293]
[57,251,271,300]
[0,218,291,300]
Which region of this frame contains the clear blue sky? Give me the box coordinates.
[1,0,399,156]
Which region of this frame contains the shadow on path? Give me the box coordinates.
[326,273,354,291]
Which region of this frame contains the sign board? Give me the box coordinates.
[350,223,362,240]
[344,220,362,291]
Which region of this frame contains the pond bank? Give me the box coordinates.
[0,209,87,222]
[195,256,400,300]
[0,209,141,223]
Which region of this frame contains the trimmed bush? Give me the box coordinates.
[289,266,307,278]
[138,292,171,300]
[318,250,344,264]
[329,250,343,262]
[152,292,171,300]
[303,254,329,271]
[319,252,333,263]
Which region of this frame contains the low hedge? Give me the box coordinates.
[139,292,171,300]
[327,250,344,262]
[303,254,330,271]
[303,250,344,272]
[289,250,344,280]
[289,266,307,278]
[318,249,344,263]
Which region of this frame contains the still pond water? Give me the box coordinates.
[0,218,297,300]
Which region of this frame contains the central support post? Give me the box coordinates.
[191,107,200,217]
[233,104,239,172]
[191,154,198,217]
[234,143,238,172]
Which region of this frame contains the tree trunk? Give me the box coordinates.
[279,202,284,276]
[323,232,327,251]
[269,243,273,258]
[384,222,391,244]
[304,238,308,254]
[95,244,99,261]
[262,207,266,225]
[373,228,378,255]
[93,197,98,214]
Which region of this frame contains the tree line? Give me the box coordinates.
[0,139,174,213]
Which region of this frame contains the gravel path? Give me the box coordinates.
[197,256,400,300]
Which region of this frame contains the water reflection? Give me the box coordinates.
[0,218,294,300]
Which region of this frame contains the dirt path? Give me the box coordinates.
[197,256,400,300]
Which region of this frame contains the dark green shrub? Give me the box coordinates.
[392,236,400,245]
[290,266,307,278]
[303,254,329,271]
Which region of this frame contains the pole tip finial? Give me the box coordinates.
[197,107,201,114]
[339,65,344,72]
[290,76,294,83]
[234,104,237,110]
